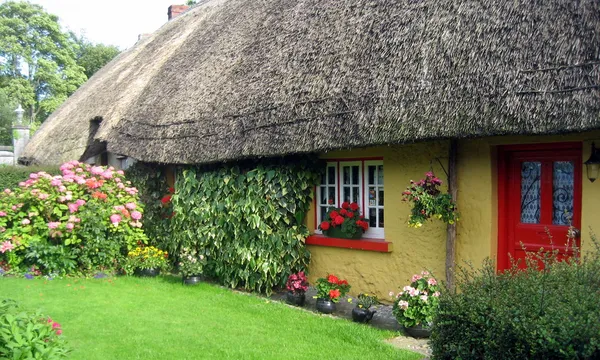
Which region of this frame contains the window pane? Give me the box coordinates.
[369,208,377,228]
[328,166,336,185]
[368,166,376,185]
[320,207,328,224]
[352,186,360,203]
[368,187,376,207]
[343,187,350,203]
[328,187,336,204]
[521,162,541,224]
[553,161,574,225]
[378,208,384,228]
[320,187,326,205]
[378,165,384,185]
[352,166,360,185]
[320,172,326,185]
[378,188,384,206]
[341,166,349,185]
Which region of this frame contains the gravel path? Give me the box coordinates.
[271,287,432,358]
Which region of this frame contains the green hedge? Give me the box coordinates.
[0,165,60,190]
[431,242,600,359]
[170,157,323,294]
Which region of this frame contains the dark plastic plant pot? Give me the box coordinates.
[134,268,160,277]
[352,307,376,323]
[285,291,306,306]
[182,275,202,285]
[404,323,432,338]
[316,298,336,314]
[323,227,362,239]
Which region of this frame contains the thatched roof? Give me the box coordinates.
[22,0,600,165]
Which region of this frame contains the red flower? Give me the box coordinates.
[121,209,130,218]
[327,274,339,284]
[359,215,364,219]
[327,199,334,205]
[92,191,107,200]
[341,202,350,210]
[346,211,354,218]
[168,187,175,194]
[329,289,341,299]
[329,211,339,219]
[339,208,348,216]
[337,279,348,286]
[334,216,344,225]
[161,195,172,204]
[320,221,330,231]
[350,202,359,211]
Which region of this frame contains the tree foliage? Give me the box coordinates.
[0,1,87,123]
[72,34,120,79]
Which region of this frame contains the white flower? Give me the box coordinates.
[398,300,409,310]
[420,294,428,303]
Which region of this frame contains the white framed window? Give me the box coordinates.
[316,159,384,239]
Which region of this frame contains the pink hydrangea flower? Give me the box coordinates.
[68,216,81,223]
[59,186,67,192]
[117,170,124,175]
[65,193,72,201]
[47,222,60,229]
[0,241,14,253]
[91,166,104,175]
[38,193,49,200]
[3,189,11,194]
[125,202,136,210]
[29,173,39,179]
[115,178,122,183]
[76,199,86,206]
[101,170,113,179]
[114,205,125,211]
[68,203,79,213]
[0,211,6,217]
[66,223,74,231]
[131,211,142,220]
[51,179,62,186]
[110,214,122,225]
[11,206,17,211]
[21,219,30,225]
[18,182,26,187]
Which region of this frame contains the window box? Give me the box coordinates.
[306,234,393,253]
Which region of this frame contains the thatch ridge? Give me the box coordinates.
[22,0,600,165]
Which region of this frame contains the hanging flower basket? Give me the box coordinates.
[402,172,458,228]
[319,202,369,239]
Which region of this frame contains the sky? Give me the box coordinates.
[24,0,181,49]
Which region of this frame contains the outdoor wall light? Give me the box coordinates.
[584,142,600,182]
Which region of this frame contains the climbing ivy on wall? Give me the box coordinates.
[126,162,172,250]
[170,157,323,294]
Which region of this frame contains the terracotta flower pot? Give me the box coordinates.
[316,298,336,314]
[285,291,306,306]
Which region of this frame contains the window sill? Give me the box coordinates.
[306,235,393,253]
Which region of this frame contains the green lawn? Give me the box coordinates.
[0,276,421,360]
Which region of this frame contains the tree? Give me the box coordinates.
[0,1,87,123]
[72,35,120,79]
[0,90,16,145]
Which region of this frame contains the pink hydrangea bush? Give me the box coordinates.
[0,161,148,274]
[391,271,441,328]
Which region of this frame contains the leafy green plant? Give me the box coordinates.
[170,157,322,294]
[0,166,60,191]
[401,172,458,228]
[391,271,441,328]
[0,299,69,359]
[315,274,351,302]
[24,243,77,275]
[355,293,378,309]
[178,247,206,277]
[430,232,600,359]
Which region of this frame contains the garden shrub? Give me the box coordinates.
[431,236,600,360]
[170,158,322,294]
[0,161,148,275]
[0,299,69,359]
[0,165,60,191]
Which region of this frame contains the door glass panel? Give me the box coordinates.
[378,189,384,206]
[369,208,376,228]
[328,167,335,185]
[521,162,541,224]
[553,161,574,225]
[368,166,375,185]
[328,187,336,204]
[343,187,350,203]
[320,187,326,205]
[343,167,350,185]
[378,165,384,185]
[352,187,360,203]
[378,209,384,228]
[352,166,360,184]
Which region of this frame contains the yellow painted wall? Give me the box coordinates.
[307,131,600,300]
[306,143,449,299]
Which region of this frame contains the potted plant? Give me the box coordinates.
[124,245,169,277]
[285,271,309,306]
[390,271,441,338]
[314,273,351,314]
[352,293,378,323]
[318,202,369,239]
[402,172,458,228]
[179,247,206,285]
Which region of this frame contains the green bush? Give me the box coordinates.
[0,165,60,191]
[431,237,600,360]
[170,158,322,294]
[0,299,69,359]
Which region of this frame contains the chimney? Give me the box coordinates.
[168,5,189,20]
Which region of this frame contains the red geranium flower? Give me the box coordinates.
[334,216,344,225]
[161,195,172,204]
[320,221,331,231]
[337,279,348,286]
[346,211,354,218]
[350,202,359,211]
[341,202,350,210]
[168,187,175,194]
[339,208,348,216]
[329,289,341,299]
[327,274,339,284]
[329,211,339,219]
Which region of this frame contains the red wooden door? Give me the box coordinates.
[497,143,582,270]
